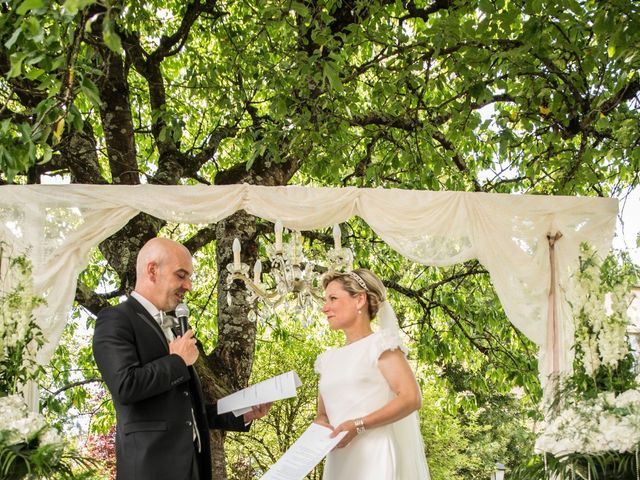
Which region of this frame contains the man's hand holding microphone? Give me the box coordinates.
[169,303,199,366]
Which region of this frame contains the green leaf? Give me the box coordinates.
[80,77,102,108]
[289,1,310,18]
[4,27,22,50]
[23,17,43,41]
[16,0,45,15]
[8,52,27,78]
[323,61,343,92]
[38,144,53,165]
[63,0,97,15]
[102,18,123,53]
[24,67,44,80]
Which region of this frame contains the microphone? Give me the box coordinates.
[175,303,190,336]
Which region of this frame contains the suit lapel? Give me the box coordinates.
[125,296,169,350]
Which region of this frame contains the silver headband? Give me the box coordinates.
[348,271,368,291]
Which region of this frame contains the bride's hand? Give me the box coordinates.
[314,413,333,431]
[330,420,358,449]
[314,419,333,430]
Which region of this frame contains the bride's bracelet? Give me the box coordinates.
[354,417,366,434]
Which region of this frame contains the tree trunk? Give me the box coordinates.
[203,210,259,478]
[210,431,228,480]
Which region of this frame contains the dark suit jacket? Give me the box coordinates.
[92,296,248,480]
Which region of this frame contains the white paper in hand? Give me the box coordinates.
[217,370,302,416]
[259,423,346,480]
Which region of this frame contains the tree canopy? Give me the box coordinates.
[1,0,639,477]
[2,0,639,192]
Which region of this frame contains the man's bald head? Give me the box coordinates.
[136,238,189,279]
[134,237,193,311]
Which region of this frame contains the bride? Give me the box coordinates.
[314,268,430,479]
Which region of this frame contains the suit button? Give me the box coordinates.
[186,420,192,427]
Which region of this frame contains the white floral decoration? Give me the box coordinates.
[0,245,45,394]
[568,249,631,373]
[535,390,640,455]
[536,244,639,457]
[0,394,61,449]
[0,246,71,478]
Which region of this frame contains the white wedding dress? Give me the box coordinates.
[315,329,430,480]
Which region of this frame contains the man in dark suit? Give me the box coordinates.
[93,237,269,480]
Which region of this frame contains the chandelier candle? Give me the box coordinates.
[232,238,242,270]
[253,259,262,284]
[332,224,341,249]
[275,220,283,252]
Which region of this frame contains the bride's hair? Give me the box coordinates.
[322,268,386,320]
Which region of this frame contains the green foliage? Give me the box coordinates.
[0,0,108,181]
[510,450,639,480]
[1,0,638,193]
[0,438,97,480]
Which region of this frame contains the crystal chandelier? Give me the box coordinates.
[226,222,353,319]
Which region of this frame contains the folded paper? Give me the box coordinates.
[217,370,302,416]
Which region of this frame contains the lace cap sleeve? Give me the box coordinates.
[370,329,408,363]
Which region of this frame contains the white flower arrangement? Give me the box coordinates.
[0,393,62,449]
[566,249,631,375]
[0,392,72,479]
[0,244,95,478]
[0,244,45,395]
[535,389,640,455]
[531,244,640,478]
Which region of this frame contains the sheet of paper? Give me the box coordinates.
[260,423,346,480]
[217,370,302,416]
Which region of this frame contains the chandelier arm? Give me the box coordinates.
[230,272,276,299]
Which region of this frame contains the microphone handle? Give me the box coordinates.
[178,316,189,336]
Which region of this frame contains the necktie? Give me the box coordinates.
[155,311,175,342]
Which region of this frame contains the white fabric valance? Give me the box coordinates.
[0,184,618,393]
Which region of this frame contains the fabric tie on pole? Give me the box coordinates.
[546,232,563,383]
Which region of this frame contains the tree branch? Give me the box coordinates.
[76,281,113,316]
[47,378,103,397]
[402,0,460,21]
[430,129,483,191]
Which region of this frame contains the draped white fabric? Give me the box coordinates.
[0,184,618,404]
